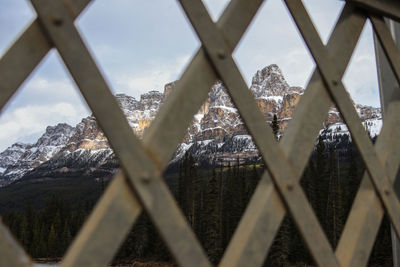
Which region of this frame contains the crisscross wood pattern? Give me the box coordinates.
[0,0,400,266]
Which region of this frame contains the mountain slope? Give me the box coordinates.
[0,64,381,186]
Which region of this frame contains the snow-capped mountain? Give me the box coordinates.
[0,64,382,186]
[0,123,75,185]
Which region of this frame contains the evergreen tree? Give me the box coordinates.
[37,224,47,258]
[178,159,185,208]
[301,162,318,211]
[193,169,206,244]
[266,216,291,266]
[47,224,57,257]
[181,153,195,226]
[231,157,245,225]
[204,168,221,264]
[31,214,42,257]
[19,214,29,251]
[246,163,259,204]
[368,215,393,266]
[133,214,150,258]
[61,222,72,254]
[271,114,279,139]
[315,135,328,226]
[221,162,233,249]
[325,145,344,248]
[345,146,359,216]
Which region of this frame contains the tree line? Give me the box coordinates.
[1,195,87,258]
[0,117,393,265]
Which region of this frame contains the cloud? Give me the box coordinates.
[0,50,91,150]
[1,50,91,111]
[112,55,191,98]
[343,21,380,107]
[0,102,87,150]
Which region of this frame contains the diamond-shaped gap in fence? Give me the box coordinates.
[342,20,382,139]
[75,0,200,105]
[263,213,313,266]
[111,211,174,266]
[299,108,366,249]
[367,214,393,266]
[0,49,127,263]
[233,0,315,94]
[260,104,369,266]
[302,0,345,45]
[114,77,271,265]
[0,0,36,57]
[201,0,230,22]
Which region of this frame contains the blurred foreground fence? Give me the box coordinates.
[1,0,400,266]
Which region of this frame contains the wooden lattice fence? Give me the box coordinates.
[1,0,400,266]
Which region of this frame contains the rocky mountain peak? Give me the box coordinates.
[35,123,75,148]
[356,104,381,120]
[250,64,291,97]
[140,91,164,110]
[11,142,28,150]
[164,81,178,98]
[0,143,29,169]
[0,122,76,185]
[208,81,235,108]
[61,116,108,152]
[115,93,140,112]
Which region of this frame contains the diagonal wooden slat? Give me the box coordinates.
[0,220,32,267]
[348,0,400,22]
[371,15,400,85]
[177,0,340,266]
[0,0,92,112]
[220,5,367,267]
[285,0,400,240]
[30,1,211,266]
[61,172,142,267]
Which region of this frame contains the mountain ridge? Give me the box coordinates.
[0,64,382,186]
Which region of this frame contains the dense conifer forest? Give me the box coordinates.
[0,131,393,266]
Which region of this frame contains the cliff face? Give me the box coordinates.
[0,64,382,186]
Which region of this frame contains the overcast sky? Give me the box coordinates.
[0,0,381,151]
